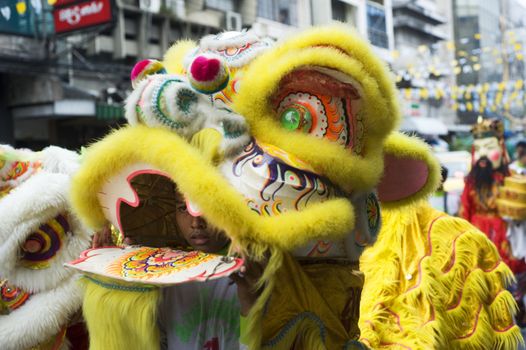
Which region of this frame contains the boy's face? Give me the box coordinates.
[174,191,229,253]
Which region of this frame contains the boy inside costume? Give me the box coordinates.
[69,26,521,349]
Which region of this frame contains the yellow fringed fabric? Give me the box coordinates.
[245,252,365,350]
[359,201,523,349]
[81,277,161,350]
[190,128,223,165]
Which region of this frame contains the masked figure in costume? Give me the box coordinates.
[0,145,92,350]
[68,26,521,349]
[458,119,526,274]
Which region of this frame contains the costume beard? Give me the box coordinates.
[469,156,495,191]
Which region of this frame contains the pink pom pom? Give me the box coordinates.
[190,56,221,82]
[187,54,230,94]
[130,59,167,88]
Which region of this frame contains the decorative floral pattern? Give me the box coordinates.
[109,247,215,279]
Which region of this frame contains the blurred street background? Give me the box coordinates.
[1,0,526,155]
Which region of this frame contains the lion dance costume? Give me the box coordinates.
[68,26,521,349]
[0,145,91,349]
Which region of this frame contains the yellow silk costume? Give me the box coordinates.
[360,202,520,349]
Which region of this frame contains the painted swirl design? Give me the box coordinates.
[232,141,336,216]
[0,280,30,313]
[20,214,69,269]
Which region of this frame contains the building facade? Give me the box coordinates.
[0,0,395,149]
[452,0,526,125]
[392,0,456,133]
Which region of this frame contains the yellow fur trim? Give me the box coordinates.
[359,201,522,349]
[232,25,399,193]
[163,40,197,74]
[70,125,354,252]
[81,277,160,350]
[380,132,441,207]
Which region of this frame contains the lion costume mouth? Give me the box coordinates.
[98,164,185,248]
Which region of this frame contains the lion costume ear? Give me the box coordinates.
[377,132,441,207]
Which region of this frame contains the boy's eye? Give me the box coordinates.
[177,204,187,212]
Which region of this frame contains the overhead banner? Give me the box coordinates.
[53,0,113,34]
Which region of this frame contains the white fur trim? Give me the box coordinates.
[184,31,274,69]
[38,146,80,175]
[0,171,91,292]
[199,31,260,51]
[204,108,251,157]
[0,276,82,350]
[125,77,151,126]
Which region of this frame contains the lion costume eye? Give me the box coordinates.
[280,104,313,133]
[20,214,69,269]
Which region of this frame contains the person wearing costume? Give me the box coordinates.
[0,145,92,350]
[68,25,521,350]
[459,119,526,273]
[158,188,255,350]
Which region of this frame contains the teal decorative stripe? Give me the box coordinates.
[222,119,246,139]
[344,340,369,350]
[151,79,191,130]
[83,275,156,293]
[262,312,326,348]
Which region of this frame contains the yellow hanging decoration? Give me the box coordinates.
[496,92,503,105]
[16,1,26,15]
